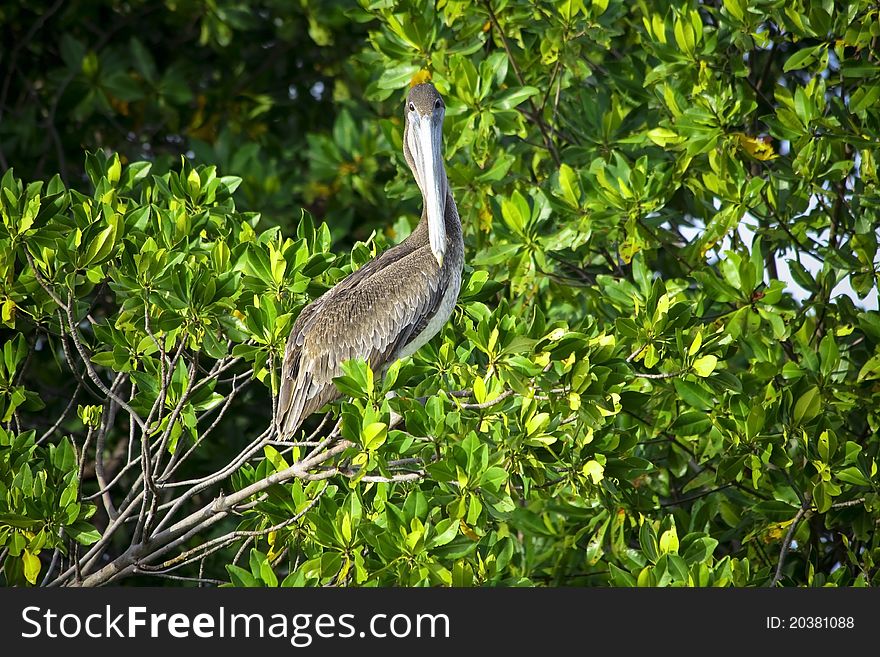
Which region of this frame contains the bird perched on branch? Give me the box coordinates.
[274,83,464,440]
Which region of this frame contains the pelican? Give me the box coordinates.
[274,83,464,439]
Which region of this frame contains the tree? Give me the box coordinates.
[0,0,878,587]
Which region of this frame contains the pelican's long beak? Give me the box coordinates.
[411,113,447,267]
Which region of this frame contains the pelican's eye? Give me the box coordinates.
[409,102,415,112]
[434,99,442,109]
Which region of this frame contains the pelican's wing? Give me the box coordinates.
[274,244,445,439]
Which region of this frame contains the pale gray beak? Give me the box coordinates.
[409,112,447,266]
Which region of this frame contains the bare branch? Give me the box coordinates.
[159,371,250,480]
[483,0,561,165]
[138,485,327,575]
[92,372,126,520]
[130,572,226,586]
[830,498,865,509]
[61,291,148,435]
[631,369,687,380]
[74,439,353,586]
[459,389,514,410]
[626,344,648,363]
[771,492,812,587]
[37,379,82,445]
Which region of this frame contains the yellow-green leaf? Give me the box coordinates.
[473,376,487,404]
[646,127,682,147]
[793,386,821,424]
[582,459,604,484]
[187,168,201,197]
[659,527,679,554]
[22,549,41,585]
[263,445,289,472]
[692,355,717,377]
[107,156,121,184]
[558,163,581,208]
[688,331,703,357]
[737,134,777,160]
[363,422,387,451]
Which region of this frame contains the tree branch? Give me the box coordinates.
[459,389,514,410]
[484,0,561,165]
[73,438,355,586]
[771,492,812,586]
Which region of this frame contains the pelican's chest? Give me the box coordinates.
[397,257,463,360]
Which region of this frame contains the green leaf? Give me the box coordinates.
[581,460,604,484]
[836,467,871,487]
[813,481,833,514]
[81,209,120,267]
[681,536,718,565]
[250,549,278,587]
[67,521,101,546]
[427,518,459,549]
[557,163,581,208]
[659,526,679,554]
[22,550,41,585]
[493,86,539,110]
[849,84,880,114]
[754,501,799,521]
[334,358,374,398]
[479,466,507,492]
[130,37,158,82]
[692,355,717,377]
[362,422,387,451]
[783,45,824,72]
[857,354,880,381]
[264,445,289,472]
[793,387,821,425]
[664,553,689,583]
[639,522,659,563]
[500,191,530,235]
[673,379,714,411]
[670,411,711,436]
[226,564,260,587]
[722,0,745,21]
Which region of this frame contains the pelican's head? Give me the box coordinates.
[403,83,448,266]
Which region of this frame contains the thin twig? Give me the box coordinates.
[459,389,514,410]
[626,344,647,363]
[39,548,61,587]
[771,493,812,587]
[160,372,250,480]
[631,369,687,380]
[233,537,255,567]
[36,380,82,444]
[660,483,734,508]
[131,572,226,586]
[484,0,561,165]
[139,487,325,574]
[62,291,148,434]
[830,498,865,509]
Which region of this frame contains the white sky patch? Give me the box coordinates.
[738,217,877,312]
[668,191,878,311]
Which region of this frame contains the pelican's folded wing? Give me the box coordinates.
[274,244,446,439]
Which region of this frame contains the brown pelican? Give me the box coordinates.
[274,83,464,439]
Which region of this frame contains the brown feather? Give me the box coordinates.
[274,209,463,439]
